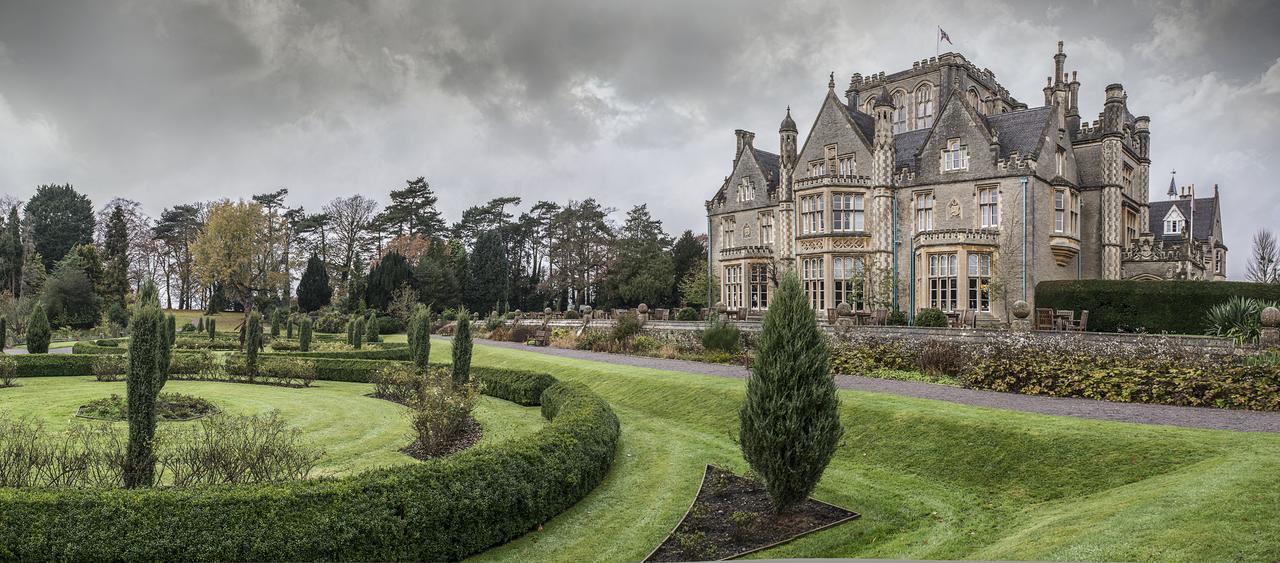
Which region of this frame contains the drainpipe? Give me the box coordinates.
[1021,176,1029,301]
[891,189,900,311]
[908,230,916,325]
[706,214,713,309]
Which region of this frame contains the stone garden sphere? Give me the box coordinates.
[1011,300,1032,319]
[1262,306,1280,328]
[581,305,592,314]
[638,303,649,314]
[715,302,727,313]
[544,307,553,315]
[836,302,852,316]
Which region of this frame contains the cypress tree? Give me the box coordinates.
[207,317,216,340]
[103,205,130,308]
[196,316,204,332]
[246,313,261,377]
[365,311,380,343]
[158,314,175,378]
[0,317,6,348]
[452,310,472,386]
[739,273,842,513]
[353,317,365,349]
[286,315,294,339]
[296,254,332,312]
[409,304,431,373]
[26,303,50,354]
[123,281,165,488]
[299,317,313,352]
[270,309,282,337]
[346,317,355,345]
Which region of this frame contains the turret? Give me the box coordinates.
[1134,115,1150,159]
[1102,83,1127,134]
[779,106,797,168]
[871,86,895,187]
[1066,70,1081,133]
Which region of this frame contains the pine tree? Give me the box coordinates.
[26,303,50,354]
[452,310,472,386]
[123,280,165,488]
[103,205,130,308]
[296,255,333,312]
[246,313,261,377]
[409,304,431,373]
[299,317,313,352]
[739,272,842,513]
[466,231,509,314]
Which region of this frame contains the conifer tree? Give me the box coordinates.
[123,280,165,488]
[286,314,294,338]
[207,317,216,341]
[26,303,50,354]
[452,310,472,386]
[409,304,431,373]
[365,311,380,343]
[346,317,355,345]
[299,317,313,352]
[739,272,842,513]
[158,314,175,378]
[353,317,365,349]
[246,313,261,377]
[270,309,282,337]
[103,205,130,308]
[196,316,204,332]
[0,317,6,349]
[296,254,333,312]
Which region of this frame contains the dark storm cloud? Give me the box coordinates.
[0,0,1276,278]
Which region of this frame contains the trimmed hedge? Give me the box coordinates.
[15,352,214,377]
[1036,279,1280,334]
[0,378,619,561]
[260,345,409,361]
[472,368,557,406]
[71,339,128,355]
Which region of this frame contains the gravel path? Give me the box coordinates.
[471,338,1280,433]
[3,345,74,355]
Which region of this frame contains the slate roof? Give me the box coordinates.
[985,107,1051,159]
[847,108,876,143]
[893,129,930,168]
[752,148,781,190]
[1074,145,1104,187]
[1148,198,1217,242]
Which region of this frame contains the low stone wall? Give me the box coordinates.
[512,317,1236,355]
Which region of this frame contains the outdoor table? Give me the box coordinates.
[1054,310,1074,330]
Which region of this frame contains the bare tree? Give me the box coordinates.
[322,195,379,294]
[1246,229,1279,283]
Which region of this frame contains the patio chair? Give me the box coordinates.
[1071,310,1089,332]
[1034,308,1054,331]
[870,309,888,326]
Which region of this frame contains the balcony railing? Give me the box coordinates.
[912,228,1000,248]
[794,174,873,190]
[718,245,774,259]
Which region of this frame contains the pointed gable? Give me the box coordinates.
[907,89,996,177]
[795,90,873,177]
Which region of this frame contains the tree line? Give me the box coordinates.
[0,178,716,336]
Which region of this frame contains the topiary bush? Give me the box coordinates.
[26,303,50,354]
[452,311,472,386]
[739,273,842,512]
[914,307,948,327]
[0,375,620,561]
[886,310,908,326]
[299,317,313,352]
[0,355,16,387]
[245,314,261,378]
[353,317,366,350]
[207,317,216,340]
[1036,279,1280,334]
[676,307,699,321]
[270,309,282,337]
[365,312,380,343]
[408,304,431,373]
[124,282,166,488]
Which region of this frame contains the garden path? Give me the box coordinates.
[2,345,73,355]
[464,337,1280,433]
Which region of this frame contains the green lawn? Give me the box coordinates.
[0,376,546,478]
[421,340,1280,562]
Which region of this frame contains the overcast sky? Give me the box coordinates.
[1,0,1277,278]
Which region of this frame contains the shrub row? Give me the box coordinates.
[260,345,409,361]
[16,353,215,378]
[0,378,619,561]
[71,340,127,354]
[1035,279,1280,334]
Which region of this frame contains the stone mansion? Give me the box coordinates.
[706,42,1227,321]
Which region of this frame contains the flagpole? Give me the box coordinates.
[936,26,940,57]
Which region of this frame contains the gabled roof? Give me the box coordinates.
[1149,197,1218,242]
[985,106,1053,159]
[846,108,876,143]
[751,148,781,191]
[893,129,930,168]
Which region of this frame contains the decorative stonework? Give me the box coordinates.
[831,236,869,250]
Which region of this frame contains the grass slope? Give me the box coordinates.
[0,376,546,477]
[424,340,1280,562]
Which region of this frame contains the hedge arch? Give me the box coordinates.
[0,366,619,561]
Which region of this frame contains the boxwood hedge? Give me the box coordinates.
[0,376,619,561]
[1036,279,1280,334]
[260,345,409,361]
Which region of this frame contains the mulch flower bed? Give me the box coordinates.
[645,465,858,561]
[76,392,219,422]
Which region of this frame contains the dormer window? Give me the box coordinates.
[838,155,855,176]
[808,160,826,177]
[915,84,934,129]
[891,91,908,133]
[1163,206,1186,236]
[737,177,755,202]
[942,139,969,172]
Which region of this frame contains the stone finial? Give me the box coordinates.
[1262,306,1280,328]
[637,303,649,314]
[836,302,852,316]
[544,307,553,315]
[828,71,835,90]
[1011,300,1031,319]
[581,305,592,315]
[715,302,727,313]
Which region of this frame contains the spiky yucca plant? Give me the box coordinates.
[1205,297,1279,345]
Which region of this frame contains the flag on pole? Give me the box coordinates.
[939,27,953,45]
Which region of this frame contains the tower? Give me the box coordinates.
[778,107,798,265]
[1100,83,1128,279]
[870,87,896,296]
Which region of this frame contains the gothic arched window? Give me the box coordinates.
[915,84,934,129]
[891,91,908,133]
[967,87,981,114]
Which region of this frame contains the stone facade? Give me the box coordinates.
[706,43,1229,321]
